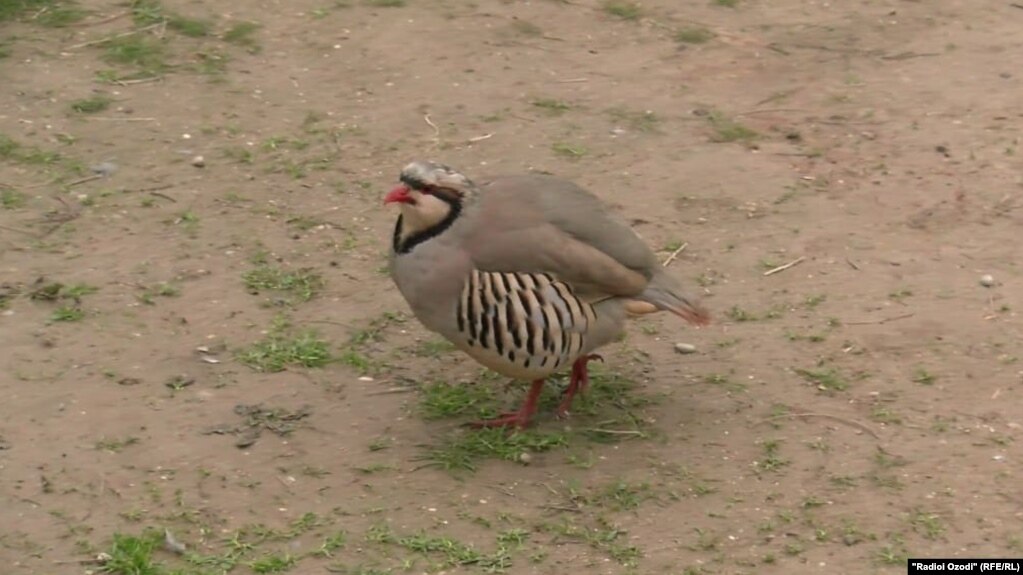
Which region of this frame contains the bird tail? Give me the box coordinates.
[633,271,711,326]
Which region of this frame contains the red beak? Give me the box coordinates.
[384,185,413,205]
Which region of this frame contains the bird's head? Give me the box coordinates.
[386,161,474,252]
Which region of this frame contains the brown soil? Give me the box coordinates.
[2,1,1021,573]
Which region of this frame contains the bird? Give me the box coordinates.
[385,160,711,429]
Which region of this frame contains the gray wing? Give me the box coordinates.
[461,174,659,298]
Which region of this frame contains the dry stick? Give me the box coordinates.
[86,117,158,122]
[66,22,165,50]
[763,256,805,276]
[755,412,880,440]
[113,76,163,86]
[136,183,173,193]
[0,223,37,236]
[149,191,176,203]
[366,387,417,396]
[585,428,645,436]
[423,114,440,147]
[468,133,494,143]
[661,242,688,267]
[735,108,805,117]
[73,10,130,27]
[844,312,914,326]
[845,256,860,270]
[542,504,582,513]
[556,77,588,83]
[67,174,104,187]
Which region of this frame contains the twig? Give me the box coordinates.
[661,242,688,267]
[112,76,163,86]
[845,256,860,270]
[486,484,518,498]
[0,224,37,236]
[844,312,914,326]
[539,482,560,497]
[1013,2,1023,9]
[555,77,588,83]
[67,174,104,187]
[541,504,582,513]
[73,10,129,27]
[736,108,804,117]
[468,133,494,143]
[585,428,645,436]
[136,184,173,193]
[880,51,941,61]
[366,387,417,396]
[423,114,440,147]
[763,256,805,276]
[86,117,158,122]
[53,558,104,565]
[149,191,176,203]
[66,22,165,50]
[755,412,880,439]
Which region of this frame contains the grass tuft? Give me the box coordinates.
[237,319,333,372]
[418,428,569,472]
[243,264,324,304]
[675,27,715,44]
[602,0,642,20]
[706,110,758,143]
[70,94,113,114]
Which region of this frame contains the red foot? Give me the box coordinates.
[556,354,604,418]
[467,380,545,430]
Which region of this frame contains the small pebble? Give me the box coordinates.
[90,162,118,176]
[191,155,205,168]
[674,342,697,354]
[980,274,995,287]
[518,452,532,465]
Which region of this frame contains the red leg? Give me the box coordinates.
[556,354,603,418]
[468,380,545,429]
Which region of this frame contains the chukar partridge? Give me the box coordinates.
[386,161,710,429]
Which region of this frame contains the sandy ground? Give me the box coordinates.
[1,0,1022,573]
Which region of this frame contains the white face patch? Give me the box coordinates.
[398,192,454,240]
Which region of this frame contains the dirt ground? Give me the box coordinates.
[2,0,1022,573]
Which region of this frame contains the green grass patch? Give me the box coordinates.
[417,427,570,472]
[706,110,758,143]
[794,366,849,392]
[70,94,113,114]
[607,107,661,132]
[675,26,715,44]
[420,381,496,420]
[1,188,26,209]
[602,0,641,20]
[0,1,86,26]
[168,14,211,37]
[551,142,588,159]
[0,133,63,166]
[531,98,572,115]
[223,21,261,51]
[237,319,333,372]
[416,366,657,472]
[243,264,324,304]
[101,35,167,74]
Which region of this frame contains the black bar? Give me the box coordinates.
[908,559,1022,574]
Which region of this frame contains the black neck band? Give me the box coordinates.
[392,196,462,255]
